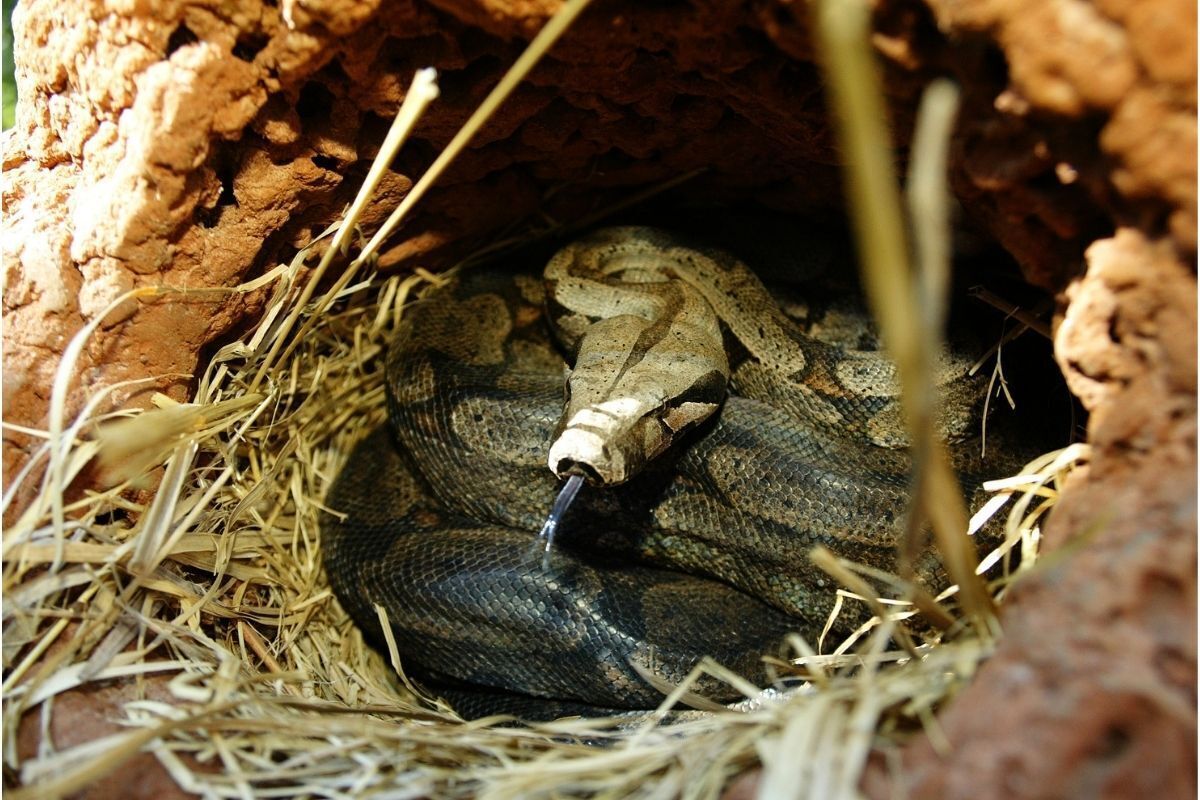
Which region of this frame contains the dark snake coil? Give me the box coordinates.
[322,226,1019,718]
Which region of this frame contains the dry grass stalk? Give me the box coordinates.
[814,0,997,634]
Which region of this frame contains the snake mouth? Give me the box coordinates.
[552,458,604,485]
[548,426,642,486]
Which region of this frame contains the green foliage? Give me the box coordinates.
[2,0,16,129]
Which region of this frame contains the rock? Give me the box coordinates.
[860,228,1197,800]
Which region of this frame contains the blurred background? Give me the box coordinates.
[3,0,17,129]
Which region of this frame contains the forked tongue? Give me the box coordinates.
[533,473,585,569]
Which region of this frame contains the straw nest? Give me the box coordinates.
[3,2,1087,798]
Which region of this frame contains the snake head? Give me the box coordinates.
[549,398,723,485]
[547,315,728,486]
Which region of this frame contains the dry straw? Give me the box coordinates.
[3,0,1084,797]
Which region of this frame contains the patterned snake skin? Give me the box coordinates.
[322,226,1012,717]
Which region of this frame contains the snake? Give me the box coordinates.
[322,225,1015,719]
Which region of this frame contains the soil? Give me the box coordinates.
[2,0,1194,797]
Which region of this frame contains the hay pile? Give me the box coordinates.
[0,239,1083,796]
[2,1,1086,797]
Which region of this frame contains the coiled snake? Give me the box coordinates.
[323,226,1009,718]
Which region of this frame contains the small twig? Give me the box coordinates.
[810,547,922,661]
[969,321,1026,377]
[360,0,596,263]
[968,286,1052,340]
[249,69,442,391]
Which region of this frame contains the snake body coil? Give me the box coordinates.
[323,226,1005,716]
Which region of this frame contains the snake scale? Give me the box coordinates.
[322,226,1013,718]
